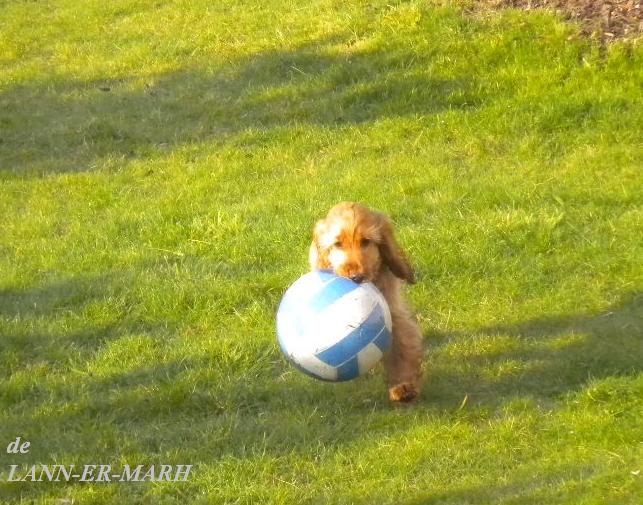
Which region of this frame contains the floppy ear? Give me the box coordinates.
[309,219,330,270]
[376,213,416,284]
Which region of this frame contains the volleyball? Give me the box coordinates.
[276,270,392,382]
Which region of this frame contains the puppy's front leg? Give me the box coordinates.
[384,314,423,402]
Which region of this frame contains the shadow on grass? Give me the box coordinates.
[0,273,169,371]
[1,271,641,502]
[425,292,643,409]
[398,463,605,505]
[0,34,483,175]
[0,270,379,456]
[0,274,122,368]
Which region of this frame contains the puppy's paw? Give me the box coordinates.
[388,383,419,403]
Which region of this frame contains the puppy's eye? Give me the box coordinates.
[333,241,343,249]
[361,238,371,247]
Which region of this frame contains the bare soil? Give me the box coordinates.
[481,0,642,39]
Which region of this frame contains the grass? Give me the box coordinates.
[1,0,642,503]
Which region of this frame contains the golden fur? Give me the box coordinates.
[309,202,423,402]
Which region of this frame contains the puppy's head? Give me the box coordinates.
[309,202,415,284]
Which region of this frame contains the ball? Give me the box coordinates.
[276,270,392,382]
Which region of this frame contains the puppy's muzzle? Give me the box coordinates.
[350,273,366,284]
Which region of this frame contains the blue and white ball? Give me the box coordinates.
[276,270,392,382]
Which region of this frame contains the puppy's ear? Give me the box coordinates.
[376,213,416,284]
[309,219,330,270]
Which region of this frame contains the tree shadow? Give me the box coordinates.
[0,274,122,368]
[397,463,606,505]
[424,292,643,409]
[0,268,387,468]
[1,272,641,503]
[0,272,176,419]
[1,34,484,175]
[0,349,392,502]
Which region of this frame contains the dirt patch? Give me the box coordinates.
[481,1,642,40]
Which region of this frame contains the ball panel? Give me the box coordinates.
[307,275,360,314]
[371,325,392,353]
[361,282,393,331]
[277,270,363,350]
[315,307,387,367]
[276,270,338,356]
[276,311,305,358]
[292,353,338,382]
[276,270,392,382]
[356,342,385,372]
[303,289,378,353]
[277,270,336,316]
[335,356,360,381]
[277,290,377,360]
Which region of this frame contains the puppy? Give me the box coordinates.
[309,202,423,402]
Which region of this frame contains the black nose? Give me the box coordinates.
[350,274,366,284]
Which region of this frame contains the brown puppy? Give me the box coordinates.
[309,202,423,402]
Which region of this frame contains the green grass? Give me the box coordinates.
[1,0,642,503]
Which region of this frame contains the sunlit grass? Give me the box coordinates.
[0,1,641,503]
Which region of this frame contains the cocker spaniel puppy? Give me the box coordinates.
[309,202,423,402]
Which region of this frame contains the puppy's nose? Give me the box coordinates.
[350,273,366,284]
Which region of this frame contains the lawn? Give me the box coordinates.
[1,0,642,503]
